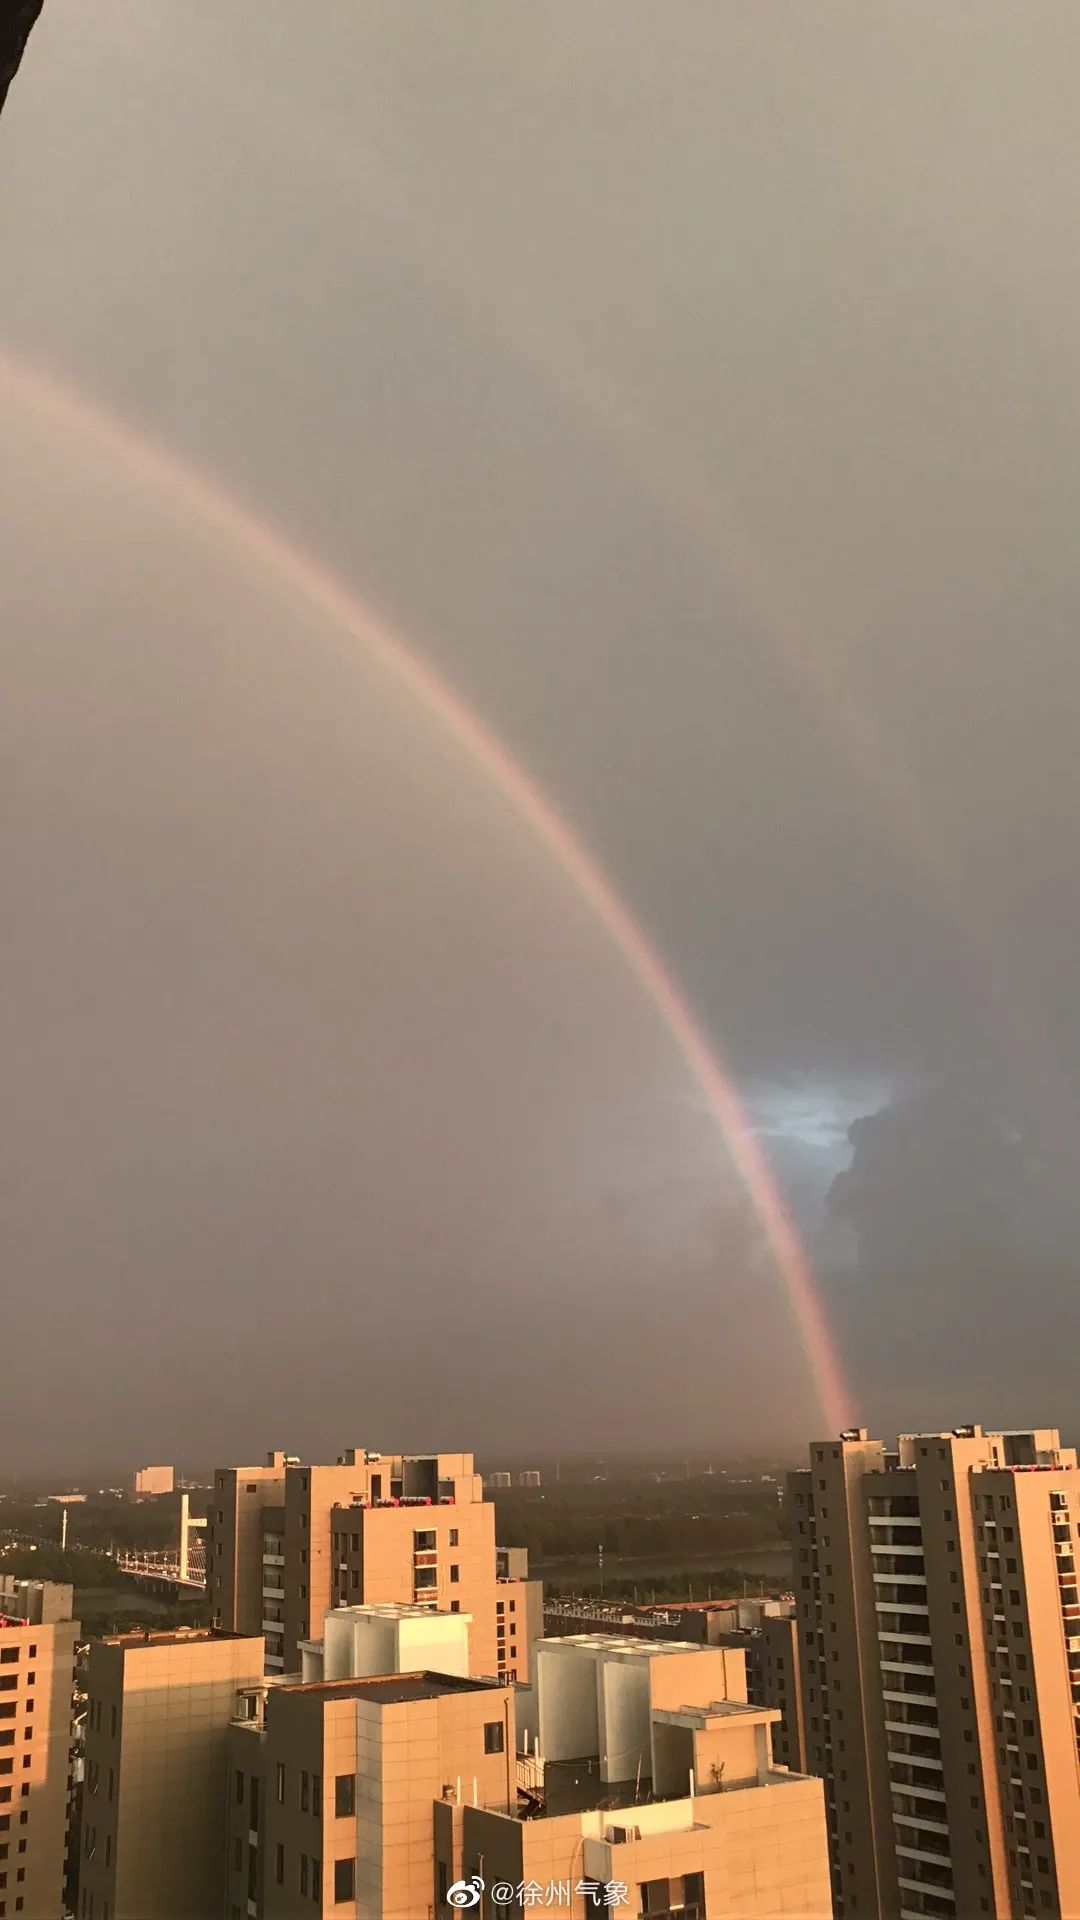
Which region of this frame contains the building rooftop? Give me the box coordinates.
[328,1602,469,1622]
[281,1670,506,1705]
[653,1699,780,1729]
[541,1634,711,1658]
[100,1629,256,1651]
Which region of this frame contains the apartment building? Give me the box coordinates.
[77,1628,264,1920]
[789,1422,1080,1920]
[226,1666,515,1920]
[225,1622,829,1920]
[495,1549,543,1685]
[208,1454,292,1642]
[209,1449,538,1684]
[0,1580,78,1920]
[132,1465,174,1497]
[748,1612,807,1775]
[542,1595,806,1775]
[456,1633,830,1920]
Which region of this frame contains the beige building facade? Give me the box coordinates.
[78,1628,264,1920]
[790,1422,1080,1920]
[132,1466,174,1498]
[226,1669,515,1920]
[208,1449,538,1684]
[0,1581,77,1920]
[225,1627,829,1920]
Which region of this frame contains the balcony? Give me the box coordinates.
[885,1723,942,1750]
[897,1842,954,1872]
[889,1781,947,1805]
[893,1809,950,1836]
[888,1750,944,1773]
[897,1877,955,1905]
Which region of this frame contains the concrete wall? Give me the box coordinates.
[536,1646,601,1762]
[321,1606,471,1682]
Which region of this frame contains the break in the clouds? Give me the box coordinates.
[5,2,1080,1469]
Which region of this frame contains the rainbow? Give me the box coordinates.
[1,347,853,1433]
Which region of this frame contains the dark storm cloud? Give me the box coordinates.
[826,1083,1080,1434]
[4,3,1080,1468]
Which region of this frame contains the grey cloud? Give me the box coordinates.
[4,3,1080,1466]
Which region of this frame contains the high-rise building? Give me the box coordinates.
[132,1465,174,1497]
[208,1449,536,1685]
[224,1619,829,1920]
[207,1453,292,1644]
[227,1664,516,1919]
[77,1628,265,1920]
[790,1422,1080,1920]
[747,1611,807,1775]
[0,1579,78,1920]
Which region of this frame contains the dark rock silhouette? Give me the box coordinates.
[0,0,45,119]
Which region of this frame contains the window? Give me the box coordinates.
[300,1771,310,1813]
[233,1838,242,1871]
[450,1601,460,1614]
[312,1774,322,1816]
[334,1858,356,1903]
[335,1775,355,1818]
[235,1770,244,1805]
[484,1721,505,1754]
[276,1762,285,1805]
[450,1529,459,1546]
[312,1859,322,1900]
[300,1854,309,1897]
[450,1565,460,1584]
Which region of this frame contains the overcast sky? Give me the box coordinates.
[4,3,1080,1474]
